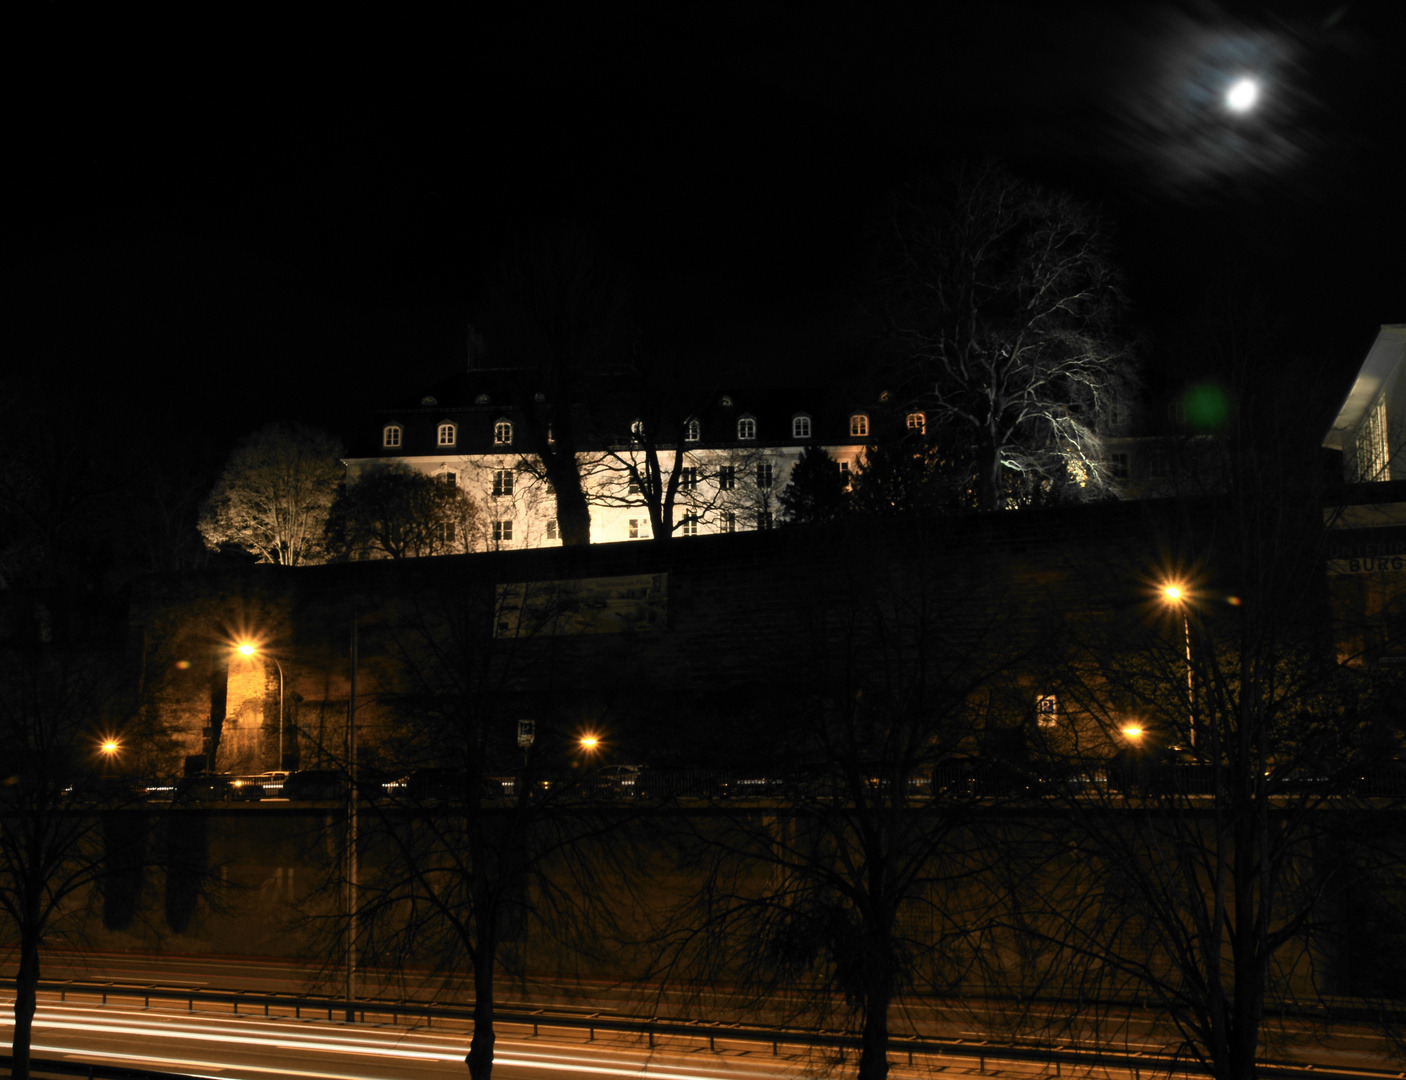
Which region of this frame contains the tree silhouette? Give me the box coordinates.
[778,445,848,525]
[324,462,482,560]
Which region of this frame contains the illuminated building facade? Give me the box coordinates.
[341,368,877,549]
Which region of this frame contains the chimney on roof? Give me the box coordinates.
[467,324,486,372]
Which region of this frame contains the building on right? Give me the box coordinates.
[1322,324,1406,667]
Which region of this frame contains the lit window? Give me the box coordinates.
[1111,453,1129,480]
[838,460,850,486]
[685,419,700,442]
[906,412,925,435]
[1357,397,1389,482]
[492,469,514,497]
[680,514,699,537]
[757,462,773,489]
[628,519,640,539]
[678,466,699,490]
[755,509,773,531]
[738,417,756,440]
[850,414,869,438]
[546,520,559,541]
[437,422,457,447]
[718,465,735,490]
[492,521,513,543]
[383,425,402,448]
[1036,695,1058,727]
[792,415,811,439]
[722,511,736,533]
[494,420,513,445]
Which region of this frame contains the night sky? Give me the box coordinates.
[21,2,1403,454]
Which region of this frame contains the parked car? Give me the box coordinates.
[280,770,347,801]
[172,774,235,802]
[230,771,288,800]
[594,764,645,798]
[1109,744,1215,795]
[402,767,469,803]
[932,756,1031,798]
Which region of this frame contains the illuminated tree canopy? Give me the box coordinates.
[867,162,1137,511]
[199,423,343,566]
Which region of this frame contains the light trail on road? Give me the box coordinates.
[7,1000,830,1080]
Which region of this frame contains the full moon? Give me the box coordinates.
[1226,77,1259,112]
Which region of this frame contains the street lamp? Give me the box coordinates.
[1161,583,1195,747]
[237,642,285,769]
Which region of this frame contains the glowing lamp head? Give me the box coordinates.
[237,643,257,657]
[1162,584,1185,604]
[100,738,120,756]
[579,735,600,751]
[1121,725,1144,740]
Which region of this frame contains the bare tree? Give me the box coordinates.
[653,521,1039,1080]
[0,630,175,1079]
[866,161,1136,510]
[477,223,638,546]
[305,578,645,1080]
[1008,319,1406,1078]
[199,423,344,565]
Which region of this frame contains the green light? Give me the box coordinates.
[1183,384,1231,432]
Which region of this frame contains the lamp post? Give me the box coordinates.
[237,643,285,769]
[1161,584,1195,747]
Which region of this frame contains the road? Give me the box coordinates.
[6,950,1402,1078]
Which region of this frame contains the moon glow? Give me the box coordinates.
[1226,77,1259,112]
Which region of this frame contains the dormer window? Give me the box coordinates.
[494,419,513,446]
[475,394,491,405]
[906,412,926,435]
[382,424,403,449]
[631,418,645,442]
[719,395,734,407]
[420,396,438,406]
[737,416,756,440]
[437,422,457,448]
[792,415,812,439]
[850,413,869,438]
[685,419,700,442]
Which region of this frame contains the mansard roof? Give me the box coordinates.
[348,368,885,458]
